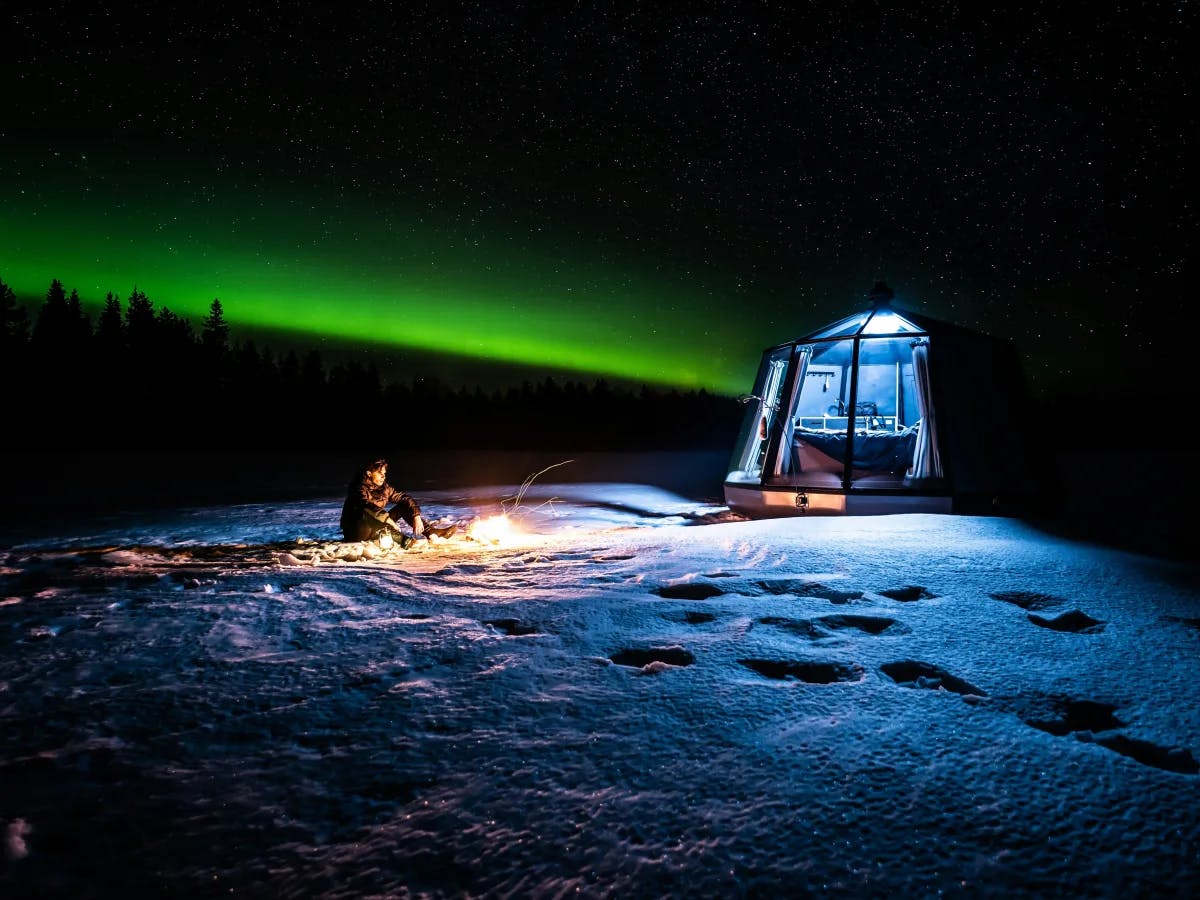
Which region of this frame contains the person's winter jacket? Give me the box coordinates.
[340,469,421,540]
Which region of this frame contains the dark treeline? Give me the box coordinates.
[1,277,744,452]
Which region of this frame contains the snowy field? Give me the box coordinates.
[1,466,1199,897]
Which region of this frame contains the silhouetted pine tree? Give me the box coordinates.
[87,291,127,440]
[327,360,385,444]
[124,287,155,347]
[0,278,29,356]
[193,298,232,431]
[0,277,27,338]
[30,278,69,350]
[225,340,266,437]
[155,307,195,349]
[403,374,442,440]
[28,280,87,433]
[95,292,124,356]
[299,349,327,395]
[64,288,91,349]
[2,271,746,452]
[0,277,31,418]
[122,287,157,409]
[276,349,311,428]
[201,298,230,356]
[154,306,201,440]
[278,349,301,389]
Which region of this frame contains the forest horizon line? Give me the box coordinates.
[0,275,746,453]
[2,275,1177,454]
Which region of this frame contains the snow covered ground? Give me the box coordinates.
[1,474,1198,897]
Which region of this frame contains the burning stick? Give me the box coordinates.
[466,460,573,546]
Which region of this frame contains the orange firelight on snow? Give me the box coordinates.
[464,461,568,547]
[467,514,521,546]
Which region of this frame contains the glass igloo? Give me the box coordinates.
[725,283,1034,517]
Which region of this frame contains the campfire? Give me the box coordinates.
[466,513,521,546]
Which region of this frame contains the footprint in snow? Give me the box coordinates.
[738,658,865,684]
[877,585,938,602]
[484,618,540,636]
[609,646,695,673]
[1014,693,1198,775]
[754,580,865,604]
[1028,609,1106,633]
[988,590,1068,611]
[653,582,725,600]
[880,660,986,697]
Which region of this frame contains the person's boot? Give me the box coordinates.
[385,526,415,550]
[425,522,457,540]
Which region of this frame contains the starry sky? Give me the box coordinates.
[1,2,1191,397]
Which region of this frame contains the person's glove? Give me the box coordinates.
[412,514,425,538]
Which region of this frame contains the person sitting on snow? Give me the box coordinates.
[340,457,456,546]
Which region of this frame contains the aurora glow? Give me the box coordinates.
[3,4,1189,402]
[1,151,761,394]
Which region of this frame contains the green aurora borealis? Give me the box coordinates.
[1,153,764,395]
[4,3,1193,411]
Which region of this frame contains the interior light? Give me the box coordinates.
[864,310,899,334]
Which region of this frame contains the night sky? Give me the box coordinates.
[1,3,1191,397]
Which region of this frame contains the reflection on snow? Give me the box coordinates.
[0,483,1198,896]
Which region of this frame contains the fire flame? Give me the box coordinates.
[467,513,520,546]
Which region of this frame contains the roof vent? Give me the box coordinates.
[868,281,894,307]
